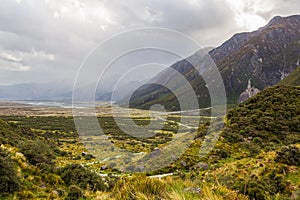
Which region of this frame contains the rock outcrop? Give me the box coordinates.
[238,79,260,103]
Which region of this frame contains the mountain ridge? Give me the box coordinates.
[128,15,300,110]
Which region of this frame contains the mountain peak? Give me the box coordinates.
[268,15,283,24]
[264,14,300,28]
[128,14,300,110]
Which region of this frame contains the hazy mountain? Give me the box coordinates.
[0,80,145,102]
[128,15,300,110]
[96,80,146,102]
[0,82,71,100]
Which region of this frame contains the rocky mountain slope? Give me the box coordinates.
[278,65,300,86]
[128,15,300,110]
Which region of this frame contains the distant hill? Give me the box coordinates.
[0,82,71,100]
[128,15,300,110]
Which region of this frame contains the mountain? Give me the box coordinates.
[278,65,300,86]
[128,15,300,111]
[96,80,145,102]
[0,82,72,100]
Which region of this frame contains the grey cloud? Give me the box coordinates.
[0,0,298,98]
[243,0,299,21]
[104,0,235,35]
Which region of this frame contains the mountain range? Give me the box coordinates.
[128,15,300,110]
[1,15,299,107]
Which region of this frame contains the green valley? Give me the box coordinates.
[0,84,299,199]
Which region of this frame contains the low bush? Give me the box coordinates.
[0,147,21,196]
[275,145,300,165]
[19,139,55,168]
[58,164,106,191]
[66,185,84,200]
[112,174,168,200]
[233,171,290,200]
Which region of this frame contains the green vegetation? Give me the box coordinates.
[58,164,106,191]
[275,145,300,166]
[224,85,300,152]
[200,85,300,200]
[19,139,56,168]
[66,185,84,200]
[112,174,168,200]
[0,147,20,196]
[0,85,299,199]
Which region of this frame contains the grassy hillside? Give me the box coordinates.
[154,85,300,199]
[224,85,300,148]
[213,85,300,199]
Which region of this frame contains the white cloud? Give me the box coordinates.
[226,0,300,31]
[30,48,55,61]
[0,0,298,88]
[0,51,22,62]
[0,58,30,71]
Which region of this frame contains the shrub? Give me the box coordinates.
[200,183,249,200]
[66,185,84,200]
[16,191,34,199]
[233,172,290,200]
[275,145,300,165]
[19,139,55,168]
[242,142,261,156]
[112,174,168,200]
[223,86,300,153]
[58,164,106,191]
[0,147,21,196]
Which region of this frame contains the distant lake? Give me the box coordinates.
[13,100,111,108]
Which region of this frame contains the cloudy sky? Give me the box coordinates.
[0,0,299,90]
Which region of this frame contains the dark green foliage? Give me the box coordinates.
[98,116,181,152]
[19,139,55,167]
[66,185,84,200]
[83,154,95,160]
[0,115,195,154]
[0,116,77,134]
[204,85,300,199]
[214,148,229,159]
[275,145,300,165]
[233,168,290,200]
[58,164,106,191]
[0,119,34,146]
[0,148,20,196]
[223,86,300,153]
[241,142,261,156]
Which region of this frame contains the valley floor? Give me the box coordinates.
[0,88,299,200]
